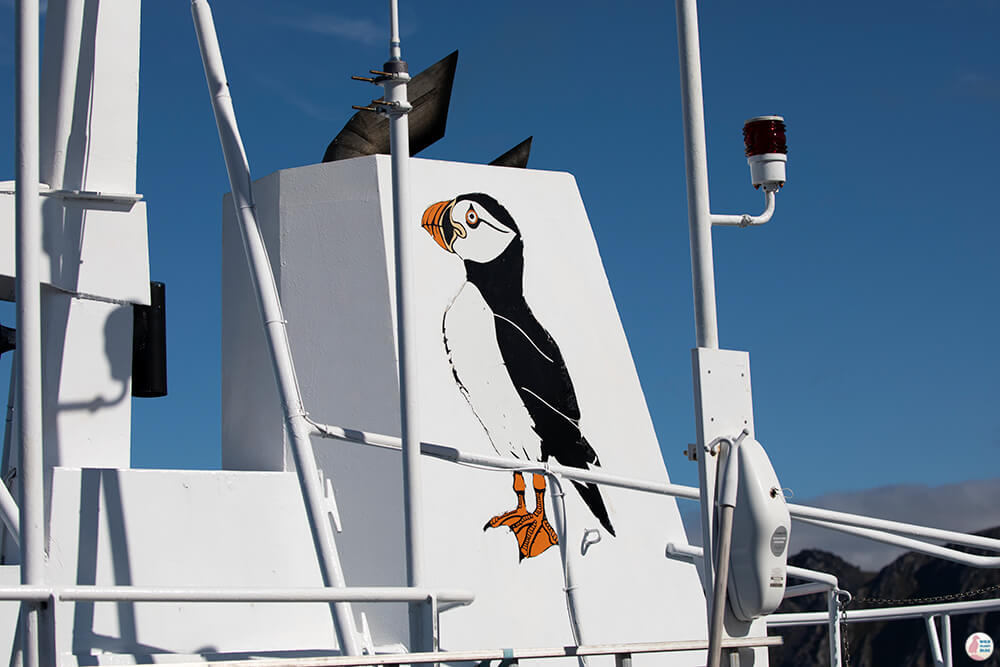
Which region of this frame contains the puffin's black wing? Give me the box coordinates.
[493,307,615,536]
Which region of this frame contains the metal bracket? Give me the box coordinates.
[318,469,343,533]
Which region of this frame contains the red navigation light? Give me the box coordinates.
[743,116,787,157]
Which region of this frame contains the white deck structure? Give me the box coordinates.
[2,1,998,666]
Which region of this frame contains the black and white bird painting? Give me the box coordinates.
[421,193,615,560]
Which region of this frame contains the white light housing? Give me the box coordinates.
[743,116,787,189]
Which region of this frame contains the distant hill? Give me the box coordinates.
[769,526,1000,666]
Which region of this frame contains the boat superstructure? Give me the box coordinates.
[1,1,998,666]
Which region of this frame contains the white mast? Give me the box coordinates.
[14,0,47,665]
[381,0,428,651]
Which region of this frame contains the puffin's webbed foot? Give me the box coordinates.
[484,473,558,560]
[484,472,528,530]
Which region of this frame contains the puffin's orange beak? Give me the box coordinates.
[421,199,464,252]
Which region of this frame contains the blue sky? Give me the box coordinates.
[1,1,998,509]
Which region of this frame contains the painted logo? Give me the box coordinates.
[966,632,994,661]
[422,193,615,561]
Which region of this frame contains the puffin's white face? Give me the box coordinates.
[448,199,515,263]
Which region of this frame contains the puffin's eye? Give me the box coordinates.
[465,205,479,228]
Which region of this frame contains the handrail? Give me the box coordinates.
[311,422,1000,569]
[161,636,783,667]
[768,596,1000,627]
[786,502,1000,554]
[308,422,701,500]
[0,586,474,605]
[795,517,1000,568]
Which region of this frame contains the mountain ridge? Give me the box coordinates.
[770,525,1000,666]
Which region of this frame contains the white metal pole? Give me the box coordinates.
[190,1,360,656]
[827,590,842,667]
[706,440,740,667]
[382,0,427,652]
[14,0,46,665]
[675,0,719,351]
[0,472,20,547]
[925,615,945,667]
[941,614,952,667]
[38,0,84,189]
[676,0,723,624]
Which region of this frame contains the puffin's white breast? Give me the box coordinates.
[443,283,542,461]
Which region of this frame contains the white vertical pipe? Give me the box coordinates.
[14,0,46,665]
[677,0,721,625]
[941,614,952,667]
[388,0,402,61]
[1,360,16,482]
[38,0,85,189]
[676,0,719,350]
[190,1,360,656]
[706,441,739,667]
[827,590,842,667]
[384,0,426,651]
[925,615,945,667]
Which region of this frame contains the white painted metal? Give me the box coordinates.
[311,423,703,501]
[381,0,426,651]
[668,542,836,586]
[163,637,784,667]
[787,502,1000,553]
[710,189,776,227]
[14,0,47,665]
[0,473,19,547]
[691,348,756,634]
[38,0,84,189]
[748,154,787,190]
[781,583,830,599]
[669,538,844,665]
[942,614,953,667]
[796,516,1000,567]
[926,615,945,667]
[0,362,17,547]
[0,195,151,306]
[0,587,50,601]
[707,437,740,667]
[767,597,1000,626]
[190,1,360,656]
[728,436,789,621]
[826,589,843,667]
[0,586,473,604]
[675,0,720,350]
[222,156,706,659]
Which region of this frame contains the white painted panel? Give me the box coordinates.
[46,468,342,658]
[221,156,709,661]
[692,348,770,663]
[41,295,134,472]
[395,159,707,663]
[0,191,150,305]
[0,566,19,659]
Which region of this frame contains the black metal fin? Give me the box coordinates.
[489,137,533,169]
[323,51,458,163]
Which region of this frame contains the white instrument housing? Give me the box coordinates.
[727,437,790,621]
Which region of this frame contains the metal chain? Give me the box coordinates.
[850,582,1000,608]
[836,583,1000,666]
[838,592,851,667]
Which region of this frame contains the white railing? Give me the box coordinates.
[769,598,1000,667]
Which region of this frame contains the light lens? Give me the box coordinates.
[743,116,787,157]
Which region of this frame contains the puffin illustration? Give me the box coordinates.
[421,193,615,561]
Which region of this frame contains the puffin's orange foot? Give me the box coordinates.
[484,472,558,560]
[511,511,558,561]
[483,505,530,530]
[484,472,528,530]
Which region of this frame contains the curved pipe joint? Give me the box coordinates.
[711,187,776,227]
